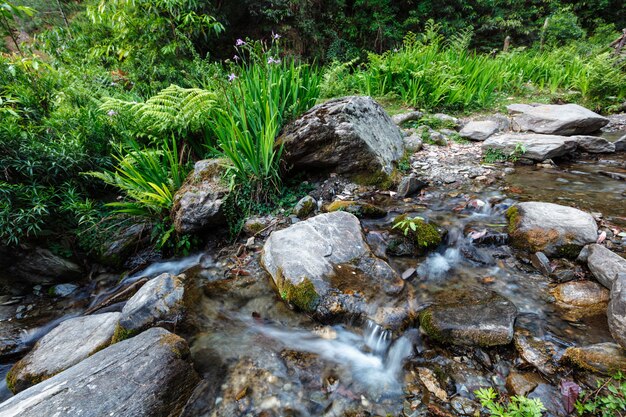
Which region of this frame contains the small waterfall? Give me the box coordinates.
[128,252,209,280]
[364,320,392,354]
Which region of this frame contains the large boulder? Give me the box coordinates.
[506,202,597,257]
[419,290,517,347]
[507,103,609,135]
[7,248,82,285]
[482,133,578,161]
[171,159,229,234]
[609,273,626,350]
[114,273,186,341]
[6,312,120,393]
[459,120,500,141]
[261,211,406,327]
[572,136,615,153]
[0,328,198,417]
[579,244,626,288]
[277,96,404,179]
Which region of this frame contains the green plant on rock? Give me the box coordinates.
[475,387,546,417]
[483,143,526,163]
[576,372,626,416]
[392,215,441,248]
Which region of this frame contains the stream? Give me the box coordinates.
[0,130,624,416]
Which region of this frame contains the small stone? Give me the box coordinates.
[293,195,316,218]
[402,268,416,280]
[578,244,626,288]
[506,372,543,396]
[608,273,626,350]
[397,175,427,198]
[530,252,552,275]
[459,120,500,141]
[49,283,78,297]
[392,111,423,125]
[417,367,448,401]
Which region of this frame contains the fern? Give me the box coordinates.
[100,84,217,137]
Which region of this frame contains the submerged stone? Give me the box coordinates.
[419,290,517,347]
[507,202,597,257]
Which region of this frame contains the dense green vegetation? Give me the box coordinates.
[0,0,625,259]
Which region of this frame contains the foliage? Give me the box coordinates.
[483,144,526,163]
[475,387,546,417]
[0,1,35,54]
[393,216,426,236]
[576,372,626,416]
[542,8,586,47]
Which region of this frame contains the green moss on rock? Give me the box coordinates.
[506,206,520,235]
[353,170,394,189]
[111,324,137,344]
[6,361,49,394]
[280,278,320,312]
[393,215,442,249]
[325,201,387,219]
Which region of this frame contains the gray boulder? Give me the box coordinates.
[8,248,82,285]
[171,159,229,234]
[261,211,406,327]
[483,133,578,161]
[7,313,120,393]
[507,202,597,257]
[114,273,186,341]
[0,328,198,417]
[419,290,517,347]
[572,136,615,153]
[609,273,626,350]
[507,103,609,135]
[578,244,626,288]
[277,96,404,177]
[459,120,500,141]
[615,134,626,152]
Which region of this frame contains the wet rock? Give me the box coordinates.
[6,312,120,393]
[324,200,387,219]
[530,252,552,275]
[0,328,198,417]
[100,222,152,267]
[608,273,626,350]
[459,120,500,141]
[528,384,567,417]
[615,134,626,152]
[572,136,615,153]
[562,342,626,374]
[551,280,609,321]
[578,244,626,288]
[417,367,447,401]
[391,215,443,253]
[513,328,558,375]
[505,372,544,396]
[473,232,509,246]
[450,397,480,416]
[404,133,423,152]
[599,171,626,181]
[392,110,423,125]
[293,195,316,218]
[261,212,406,327]
[397,175,427,198]
[114,273,186,341]
[277,96,404,178]
[507,103,609,135]
[419,290,517,347]
[507,202,597,257]
[49,283,78,297]
[483,133,578,161]
[8,248,82,285]
[171,159,229,234]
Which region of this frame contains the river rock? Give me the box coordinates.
[507,202,597,257]
[261,211,406,327]
[608,273,626,350]
[324,200,387,219]
[419,290,517,347]
[459,120,500,141]
[114,273,186,341]
[171,159,229,234]
[482,133,578,161]
[513,327,558,375]
[277,96,404,178]
[506,372,544,396]
[0,328,198,417]
[572,136,616,153]
[392,110,422,125]
[397,175,427,198]
[615,134,626,152]
[293,195,316,218]
[578,244,626,288]
[507,103,609,135]
[6,312,120,393]
[562,342,626,374]
[404,133,423,152]
[8,248,82,285]
[551,280,609,321]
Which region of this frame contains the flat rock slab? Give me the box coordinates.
[608,273,626,350]
[277,96,404,176]
[572,135,615,153]
[0,327,199,417]
[507,103,608,135]
[419,290,517,347]
[578,244,626,288]
[550,281,609,322]
[7,312,120,393]
[562,342,626,374]
[459,120,500,141]
[483,133,578,161]
[261,211,406,327]
[507,202,597,257]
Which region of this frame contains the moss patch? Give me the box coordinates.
[393,215,442,249]
[111,324,137,344]
[418,309,448,344]
[353,170,394,189]
[506,206,520,235]
[6,361,49,394]
[325,200,387,219]
[280,278,320,312]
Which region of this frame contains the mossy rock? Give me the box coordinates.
[562,343,626,375]
[111,324,138,344]
[325,200,387,219]
[392,214,442,250]
[278,277,320,312]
